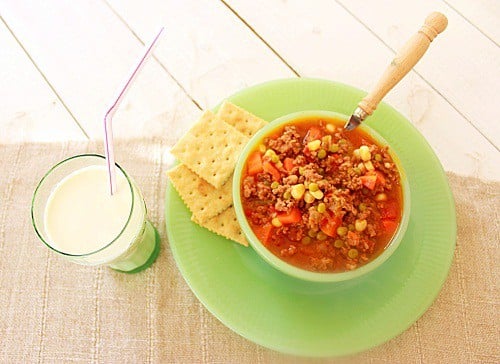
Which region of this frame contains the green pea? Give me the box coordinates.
[271,181,279,189]
[334,239,343,248]
[301,236,312,245]
[359,203,367,212]
[308,229,317,238]
[353,167,361,175]
[337,226,348,236]
[348,249,359,259]
[283,191,291,200]
[317,149,327,159]
[317,203,326,213]
[375,153,382,162]
[271,154,280,163]
[317,231,328,241]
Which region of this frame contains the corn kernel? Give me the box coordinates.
[291,184,306,200]
[321,135,332,147]
[364,161,375,171]
[355,219,367,232]
[309,182,319,192]
[384,162,391,168]
[307,140,321,151]
[375,193,387,202]
[271,217,282,227]
[264,149,276,158]
[310,189,324,200]
[375,153,382,162]
[271,154,280,163]
[259,144,266,153]
[326,123,335,132]
[304,191,315,204]
[359,145,371,161]
[329,144,339,153]
[353,149,361,158]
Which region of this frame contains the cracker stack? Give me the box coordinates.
[168,101,267,246]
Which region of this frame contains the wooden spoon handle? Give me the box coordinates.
[358,12,448,115]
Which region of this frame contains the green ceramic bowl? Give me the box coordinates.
[233,110,411,283]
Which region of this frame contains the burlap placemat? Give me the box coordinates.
[0,140,498,364]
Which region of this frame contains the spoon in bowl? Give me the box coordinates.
[344,12,448,131]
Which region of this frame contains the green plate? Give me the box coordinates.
[165,78,456,357]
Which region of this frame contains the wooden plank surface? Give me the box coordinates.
[0,0,200,141]
[444,0,500,44]
[0,0,498,180]
[104,0,294,109]
[335,0,500,147]
[0,20,86,143]
[225,0,500,180]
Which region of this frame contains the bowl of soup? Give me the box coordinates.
[233,110,410,282]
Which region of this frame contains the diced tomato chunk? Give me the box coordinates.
[252,224,273,244]
[380,201,398,220]
[305,126,322,142]
[319,212,342,237]
[277,208,302,225]
[263,161,281,181]
[283,158,294,171]
[381,219,398,235]
[375,171,386,186]
[360,174,377,190]
[247,151,263,175]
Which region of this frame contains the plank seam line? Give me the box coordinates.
[219,0,300,77]
[334,0,499,152]
[0,15,90,140]
[101,0,203,111]
[441,0,499,48]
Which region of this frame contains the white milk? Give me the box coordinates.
[44,165,142,259]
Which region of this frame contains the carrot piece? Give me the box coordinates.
[320,212,342,237]
[360,174,377,190]
[382,219,398,235]
[305,126,323,142]
[277,208,302,225]
[247,151,263,175]
[253,224,273,244]
[263,161,281,181]
[283,158,294,171]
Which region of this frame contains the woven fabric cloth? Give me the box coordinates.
[0,140,498,364]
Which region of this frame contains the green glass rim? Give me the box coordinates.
[31,153,136,257]
[232,110,411,282]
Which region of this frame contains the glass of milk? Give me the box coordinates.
[31,154,160,273]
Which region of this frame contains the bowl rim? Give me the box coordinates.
[232,110,411,283]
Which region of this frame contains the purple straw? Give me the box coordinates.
[104,27,165,195]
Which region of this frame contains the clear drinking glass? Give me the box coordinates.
[31,154,160,273]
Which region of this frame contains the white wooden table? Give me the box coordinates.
[1,0,498,180]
